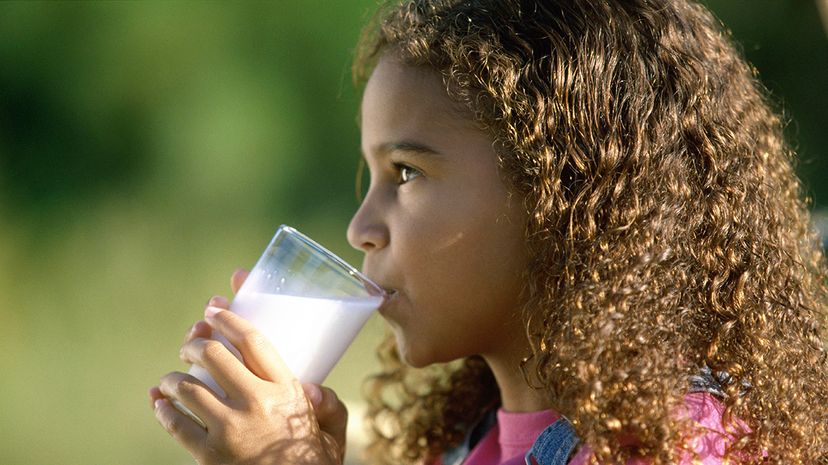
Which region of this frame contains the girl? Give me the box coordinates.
[150,0,828,464]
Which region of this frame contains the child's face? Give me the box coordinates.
[348,55,530,368]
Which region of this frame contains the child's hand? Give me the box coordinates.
[148,269,348,465]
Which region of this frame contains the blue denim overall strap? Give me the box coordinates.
[444,366,732,465]
[442,409,499,465]
[524,417,579,465]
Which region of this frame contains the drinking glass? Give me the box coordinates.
[175,225,385,426]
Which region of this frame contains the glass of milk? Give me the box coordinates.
[176,225,385,425]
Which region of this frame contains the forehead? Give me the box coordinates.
[361,54,474,134]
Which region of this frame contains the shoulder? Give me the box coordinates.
[677,392,751,463]
[566,392,749,465]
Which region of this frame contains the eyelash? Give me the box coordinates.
[392,162,422,184]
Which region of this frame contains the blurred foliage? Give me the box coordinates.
[0,1,824,465]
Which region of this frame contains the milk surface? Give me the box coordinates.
[189,292,381,396]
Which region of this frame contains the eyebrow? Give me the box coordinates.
[375,141,445,159]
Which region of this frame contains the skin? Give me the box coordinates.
[149,270,347,465]
[149,53,551,465]
[348,54,550,412]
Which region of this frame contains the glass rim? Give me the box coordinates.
[276,225,386,298]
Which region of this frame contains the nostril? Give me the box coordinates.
[347,229,376,253]
[347,220,387,253]
[349,226,388,253]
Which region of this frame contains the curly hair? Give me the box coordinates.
[353,1,828,463]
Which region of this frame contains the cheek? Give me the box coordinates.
[401,194,528,321]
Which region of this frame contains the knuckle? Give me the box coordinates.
[175,378,199,397]
[164,413,184,435]
[241,330,268,352]
[201,340,227,362]
[253,396,277,417]
[208,423,231,444]
[322,388,341,409]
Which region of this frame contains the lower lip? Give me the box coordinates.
[378,291,399,315]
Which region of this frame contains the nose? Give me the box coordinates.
[347,192,389,253]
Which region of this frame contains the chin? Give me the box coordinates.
[393,333,430,368]
[394,333,462,368]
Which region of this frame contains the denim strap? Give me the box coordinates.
[524,417,580,465]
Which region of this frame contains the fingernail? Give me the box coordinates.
[206,295,228,307]
[154,399,165,411]
[205,306,224,319]
[304,383,323,408]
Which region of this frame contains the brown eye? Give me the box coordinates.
[394,163,423,184]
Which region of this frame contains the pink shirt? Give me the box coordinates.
[433,392,743,465]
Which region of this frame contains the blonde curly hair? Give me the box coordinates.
[353,1,828,463]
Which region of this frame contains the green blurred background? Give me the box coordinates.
[0,1,825,464]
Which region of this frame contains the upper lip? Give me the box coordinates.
[375,286,399,312]
[364,273,397,296]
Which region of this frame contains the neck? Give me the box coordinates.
[481,322,554,413]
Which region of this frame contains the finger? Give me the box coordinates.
[231,268,249,295]
[303,383,323,409]
[180,296,229,349]
[149,386,164,409]
[207,295,230,309]
[183,320,212,347]
[153,398,208,457]
[305,384,348,445]
[179,336,255,398]
[204,306,294,384]
[158,371,226,425]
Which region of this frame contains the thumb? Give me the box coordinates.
[303,383,324,409]
[302,384,348,456]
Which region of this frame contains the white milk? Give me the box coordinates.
[189,292,382,397]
